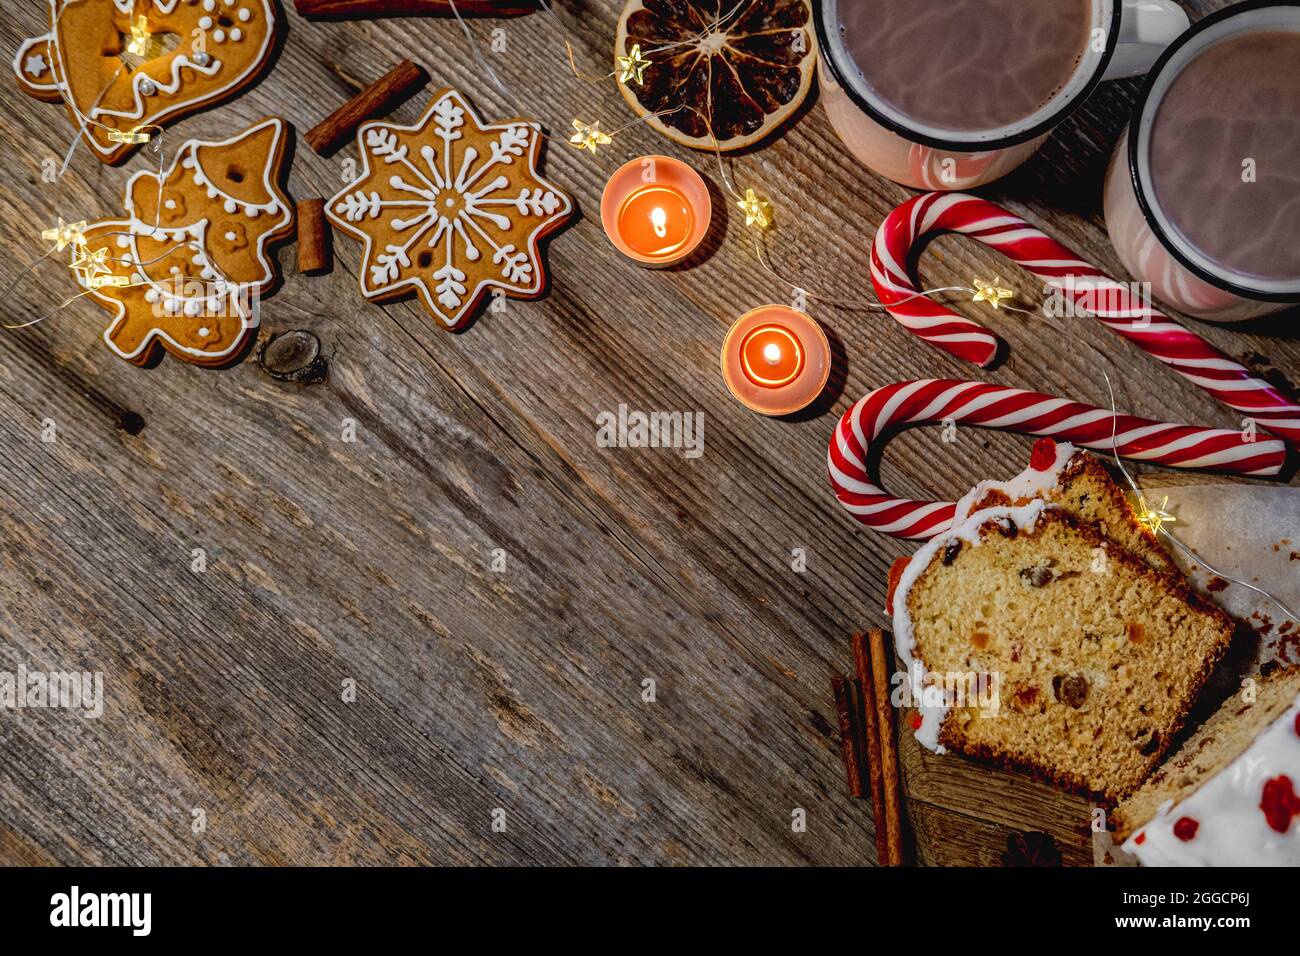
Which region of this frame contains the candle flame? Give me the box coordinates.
[651,206,668,239]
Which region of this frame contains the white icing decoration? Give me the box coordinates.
[23,53,48,77]
[185,140,281,217]
[164,199,176,210]
[199,15,212,27]
[88,53,225,122]
[238,7,251,20]
[953,441,1078,526]
[224,230,236,241]
[1122,693,1300,866]
[326,91,569,327]
[230,28,242,41]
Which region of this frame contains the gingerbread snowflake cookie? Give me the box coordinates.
[73,116,294,366]
[14,0,279,165]
[327,89,574,330]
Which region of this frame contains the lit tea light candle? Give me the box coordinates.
[741,324,804,388]
[722,305,831,416]
[601,155,711,267]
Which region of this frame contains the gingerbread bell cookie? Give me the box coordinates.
[72,116,294,366]
[14,0,280,165]
[327,89,574,330]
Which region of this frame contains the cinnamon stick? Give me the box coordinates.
[296,198,331,275]
[306,60,427,155]
[831,676,863,799]
[851,632,890,866]
[868,628,905,866]
[294,0,534,18]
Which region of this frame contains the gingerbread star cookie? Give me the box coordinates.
[14,0,280,165]
[71,116,294,366]
[327,89,574,330]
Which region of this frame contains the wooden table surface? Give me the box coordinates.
[1,0,1296,866]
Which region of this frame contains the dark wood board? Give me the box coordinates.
[0,0,1295,866]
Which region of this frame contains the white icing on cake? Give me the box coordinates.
[891,499,1050,753]
[1122,692,1300,866]
[953,441,1078,525]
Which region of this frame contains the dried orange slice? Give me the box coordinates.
[615,0,815,152]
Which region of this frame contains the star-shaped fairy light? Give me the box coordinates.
[70,245,116,287]
[42,217,88,251]
[616,43,652,86]
[737,188,772,230]
[1136,495,1176,535]
[107,126,152,144]
[569,119,612,153]
[327,90,574,331]
[972,275,1015,310]
[125,15,159,58]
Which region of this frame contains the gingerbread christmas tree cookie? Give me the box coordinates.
[14,0,280,165]
[327,89,574,330]
[72,116,294,366]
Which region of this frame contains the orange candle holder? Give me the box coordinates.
[721,305,831,416]
[601,155,711,267]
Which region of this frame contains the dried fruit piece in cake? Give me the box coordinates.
[1117,668,1300,865]
[893,500,1235,803]
[14,0,281,165]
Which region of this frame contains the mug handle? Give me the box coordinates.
[1102,0,1190,80]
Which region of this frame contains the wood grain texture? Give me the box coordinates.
[0,0,1296,866]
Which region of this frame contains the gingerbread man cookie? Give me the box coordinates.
[72,116,294,366]
[14,0,280,165]
[327,89,574,330]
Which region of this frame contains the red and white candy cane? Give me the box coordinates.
[871,192,1300,448]
[828,379,1288,540]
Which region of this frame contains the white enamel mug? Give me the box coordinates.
[814,0,1189,190]
[1104,1,1300,321]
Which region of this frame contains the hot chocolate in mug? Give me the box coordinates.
[814,0,1188,190]
[1104,1,1300,321]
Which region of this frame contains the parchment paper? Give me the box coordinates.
[1161,485,1300,668]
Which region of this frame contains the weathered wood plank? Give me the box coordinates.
[0,0,1295,866]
